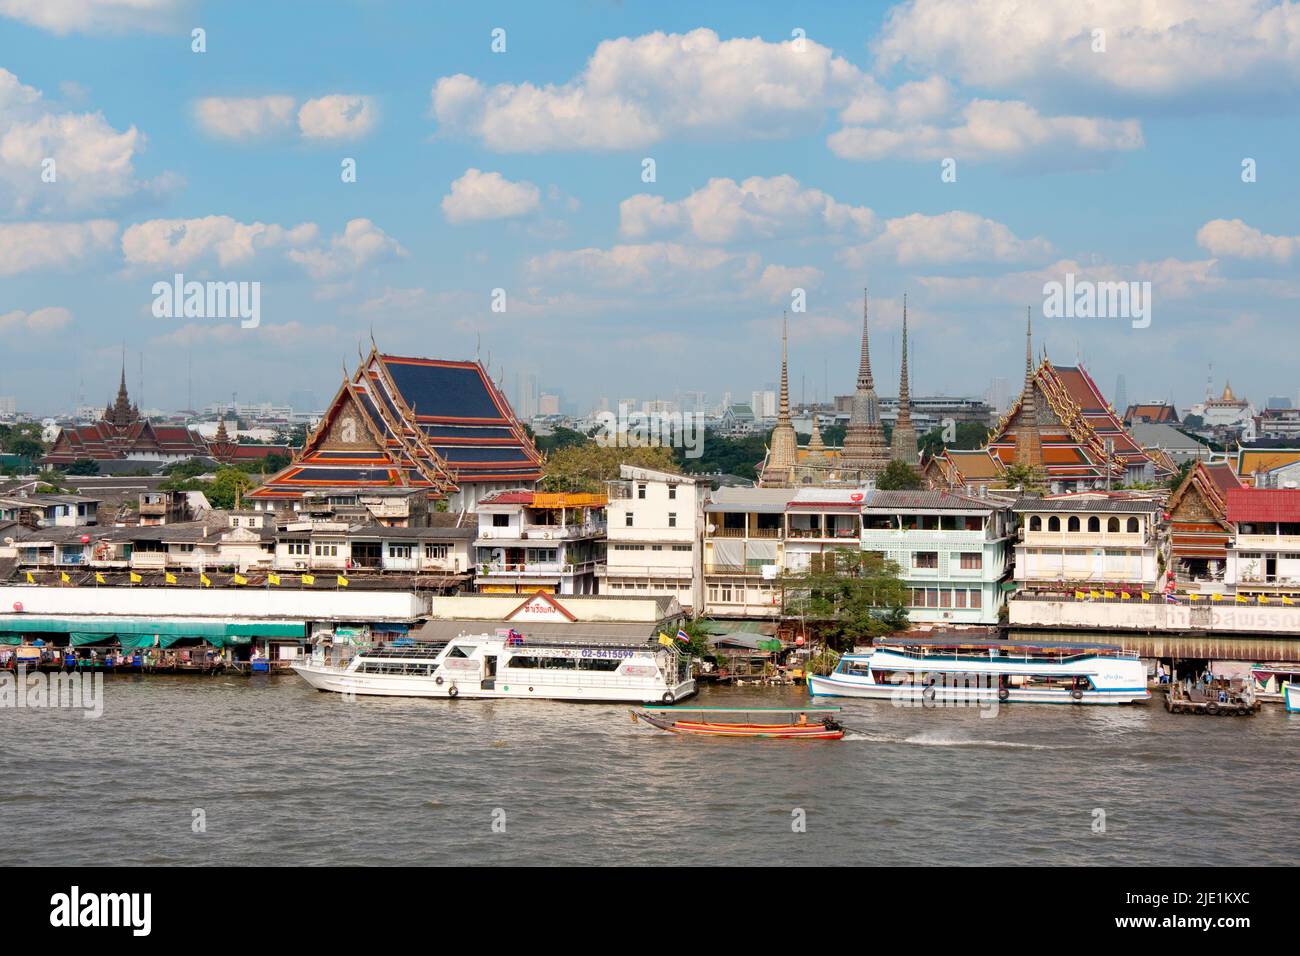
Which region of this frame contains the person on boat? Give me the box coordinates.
[797,712,808,725]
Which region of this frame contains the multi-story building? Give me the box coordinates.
[1012,494,1163,592]
[861,490,1013,625]
[600,465,703,612]
[1224,488,1300,596]
[702,487,790,619]
[473,491,606,595]
[0,494,100,528]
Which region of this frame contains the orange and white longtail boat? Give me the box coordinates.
[630,706,845,740]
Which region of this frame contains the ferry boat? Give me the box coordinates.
[1250,663,1300,703]
[808,636,1150,705]
[292,631,695,704]
[1285,682,1299,714]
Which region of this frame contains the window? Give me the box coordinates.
[1048,516,1061,532]
[969,590,982,609]
[668,512,677,528]
[913,551,938,569]
[955,590,968,608]
[1088,516,1101,532]
[1126,517,1140,533]
[287,540,309,556]
[939,589,952,608]
[625,513,634,527]
[425,544,448,560]
[668,485,677,499]
[1029,515,1042,531]
[1107,517,1120,533]
[1067,516,1080,532]
[959,552,982,570]
[671,544,692,552]
[492,514,509,527]
[637,483,647,499]
[388,544,413,560]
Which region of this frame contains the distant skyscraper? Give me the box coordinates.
[985,377,1010,415]
[515,371,540,420]
[1113,374,1128,416]
[538,393,560,416]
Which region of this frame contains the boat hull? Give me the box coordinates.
[1285,682,1300,713]
[633,711,843,739]
[808,673,1149,705]
[292,662,695,704]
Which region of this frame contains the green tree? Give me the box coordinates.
[541,443,679,493]
[876,459,922,490]
[919,421,988,459]
[1002,462,1047,492]
[7,436,44,461]
[534,426,592,456]
[1166,459,1193,492]
[65,458,101,475]
[206,468,255,509]
[780,549,909,650]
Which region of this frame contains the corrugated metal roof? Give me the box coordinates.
[1226,488,1300,523]
[1012,496,1160,513]
[865,490,1002,512]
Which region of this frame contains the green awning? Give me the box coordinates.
[0,618,304,639]
[1,634,21,645]
[71,632,118,646]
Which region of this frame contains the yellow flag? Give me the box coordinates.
[1211,593,1222,602]
[1074,591,1086,600]
[1189,593,1198,601]
[337,574,349,587]
[60,571,71,583]
[129,571,142,583]
[657,633,674,647]
[165,572,177,585]
[1236,594,1249,604]
[1141,592,1151,601]
[25,571,34,583]
[200,573,212,587]
[1259,595,1269,605]
[267,572,281,586]
[1103,590,1115,599]
[301,573,315,585]
[1283,596,1295,606]
[1089,590,1100,599]
[1120,591,1131,600]
[95,572,106,584]
[234,573,248,585]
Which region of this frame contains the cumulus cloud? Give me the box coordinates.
[873,0,1300,103]
[0,220,117,275]
[121,215,319,269]
[838,211,1055,267]
[297,94,377,140]
[0,0,188,35]
[0,68,168,215]
[441,168,541,223]
[1197,218,1299,263]
[193,96,296,139]
[757,264,823,301]
[431,28,867,151]
[829,98,1143,163]
[0,305,73,333]
[620,175,877,243]
[195,94,376,141]
[286,218,405,279]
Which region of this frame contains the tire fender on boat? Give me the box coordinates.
[1205,701,1219,715]
[434,675,444,686]
[448,684,459,699]
[661,691,675,705]
[997,688,1010,702]
[1071,688,1084,702]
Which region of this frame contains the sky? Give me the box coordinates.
[1,0,1299,417]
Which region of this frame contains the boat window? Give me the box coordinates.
[448,646,476,658]
[578,658,622,671]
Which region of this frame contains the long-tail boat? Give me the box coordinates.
[630,706,845,739]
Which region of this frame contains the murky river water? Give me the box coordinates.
[3,674,1296,866]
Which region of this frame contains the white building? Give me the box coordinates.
[600,465,704,612]
[1224,487,1300,595]
[473,490,606,595]
[1012,494,1163,591]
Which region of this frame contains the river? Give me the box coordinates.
[3,674,1295,866]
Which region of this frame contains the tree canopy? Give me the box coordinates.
[541,443,679,493]
[780,549,909,649]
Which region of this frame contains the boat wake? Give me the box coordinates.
[844,730,1061,750]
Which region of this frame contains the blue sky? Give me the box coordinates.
[2,0,1299,416]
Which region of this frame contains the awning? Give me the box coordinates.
[0,617,304,639]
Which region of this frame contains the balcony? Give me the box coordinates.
[787,526,860,540]
[479,561,601,577]
[522,521,606,540]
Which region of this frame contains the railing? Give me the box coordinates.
[479,561,601,576]
[787,527,860,539]
[523,522,606,539]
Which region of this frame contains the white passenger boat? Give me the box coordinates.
[292,632,695,704]
[808,636,1150,705]
[1285,682,1299,714]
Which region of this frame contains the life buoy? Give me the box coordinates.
[661,691,675,704]
[448,684,459,699]
[997,688,1010,702]
[434,675,443,686]
[1071,688,1084,701]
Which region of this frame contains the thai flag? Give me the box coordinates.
[676,628,690,643]
[1163,592,1179,604]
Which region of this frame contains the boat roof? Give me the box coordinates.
[874,636,1125,652]
[639,706,841,713]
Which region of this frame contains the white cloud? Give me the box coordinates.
[757,264,823,301]
[121,215,319,269]
[432,28,865,151]
[193,96,296,139]
[286,218,405,279]
[0,0,187,35]
[0,305,73,333]
[829,98,1142,163]
[0,220,117,275]
[873,0,1300,102]
[838,211,1054,267]
[620,175,877,243]
[441,168,541,223]
[297,94,377,140]
[0,68,166,215]
[1197,218,1299,263]
[151,320,326,349]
